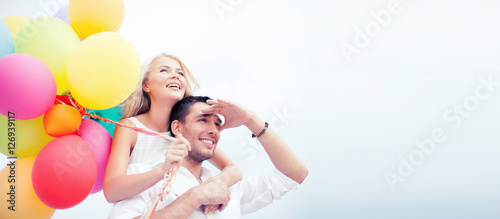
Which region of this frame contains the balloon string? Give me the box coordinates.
[55,99,66,105]
[59,94,180,217]
[141,162,179,219]
[54,94,87,116]
[56,94,173,141]
[81,111,176,142]
[82,109,179,218]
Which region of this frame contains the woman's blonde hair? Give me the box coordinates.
[121,53,199,119]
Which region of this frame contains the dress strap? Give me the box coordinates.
[126,117,146,129]
[126,117,170,135]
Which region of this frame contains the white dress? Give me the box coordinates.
[126,117,171,167]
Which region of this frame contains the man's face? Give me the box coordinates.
[178,102,222,162]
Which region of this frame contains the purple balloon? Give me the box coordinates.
[53,5,69,24]
[0,54,56,120]
[79,118,112,194]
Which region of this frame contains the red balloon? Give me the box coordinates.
[32,135,97,209]
[53,94,74,106]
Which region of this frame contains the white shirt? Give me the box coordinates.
[109,163,299,219]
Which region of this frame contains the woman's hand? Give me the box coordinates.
[203,204,220,215]
[202,99,254,131]
[161,134,191,174]
[199,178,231,214]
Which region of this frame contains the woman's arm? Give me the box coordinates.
[208,147,242,186]
[202,146,242,214]
[103,119,166,203]
[132,179,230,219]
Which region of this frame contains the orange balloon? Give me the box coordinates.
[68,0,125,39]
[2,15,30,41]
[43,104,82,137]
[0,157,55,219]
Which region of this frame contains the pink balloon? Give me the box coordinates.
[53,5,69,24]
[79,118,112,194]
[32,135,97,209]
[0,54,56,120]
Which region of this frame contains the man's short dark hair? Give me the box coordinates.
[168,96,212,136]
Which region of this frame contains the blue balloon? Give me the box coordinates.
[0,20,15,57]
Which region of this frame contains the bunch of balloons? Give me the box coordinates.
[0,0,140,218]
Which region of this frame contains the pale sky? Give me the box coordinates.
[1,0,500,218]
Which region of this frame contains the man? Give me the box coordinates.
[109,96,308,218]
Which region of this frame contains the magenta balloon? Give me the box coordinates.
[53,5,69,24]
[79,118,112,193]
[0,54,56,120]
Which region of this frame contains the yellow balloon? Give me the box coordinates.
[68,0,125,40]
[2,15,30,41]
[0,157,56,219]
[67,32,140,110]
[15,16,80,95]
[0,115,55,158]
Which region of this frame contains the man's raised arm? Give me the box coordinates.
[203,99,309,184]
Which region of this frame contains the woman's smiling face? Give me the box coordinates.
[143,56,187,102]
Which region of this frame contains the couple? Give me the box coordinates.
[104,54,308,218]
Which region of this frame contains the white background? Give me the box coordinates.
[1,0,500,218]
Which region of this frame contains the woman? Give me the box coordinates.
[103,53,241,214]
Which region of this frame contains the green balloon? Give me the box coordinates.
[15,16,80,95]
[87,106,122,137]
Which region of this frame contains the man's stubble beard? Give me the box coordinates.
[187,146,215,163]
